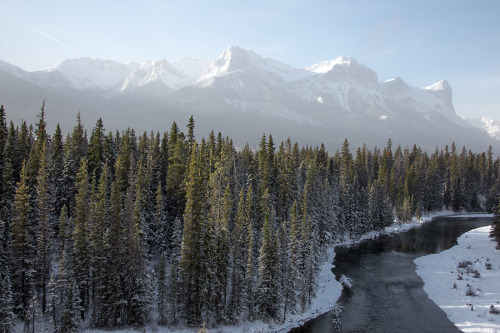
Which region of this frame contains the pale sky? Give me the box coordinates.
[1,0,499,119]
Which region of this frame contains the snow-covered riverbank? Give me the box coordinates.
[415,224,500,333]
[79,212,491,333]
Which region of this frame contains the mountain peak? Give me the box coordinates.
[424,80,451,92]
[199,46,306,85]
[316,56,378,88]
[423,80,453,109]
[44,57,132,90]
[218,46,264,72]
[306,56,355,73]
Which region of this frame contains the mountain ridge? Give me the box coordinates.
[0,46,497,153]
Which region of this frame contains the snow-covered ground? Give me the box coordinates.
[415,225,500,333]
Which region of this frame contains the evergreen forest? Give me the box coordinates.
[1,103,500,332]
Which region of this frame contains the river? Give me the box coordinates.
[289,215,493,333]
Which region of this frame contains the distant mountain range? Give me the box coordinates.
[0,46,497,152]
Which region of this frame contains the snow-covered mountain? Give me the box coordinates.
[1,57,211,92]
[465,117,500,141]
[0,46,496,152]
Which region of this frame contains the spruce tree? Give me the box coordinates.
[1,122,17,226]
[229,188,247,322]
[87,118,106,182]
[34,140,53,313]
[0,218,14,333]
[256,188,280,320]
[244,185,255,321]
[284,201,300,317]
[89,164,109,326]
[101,180,125,327]
[51,124,65,217]
[167,218,183,324]
[491,196,500,248]
[11,162,34,317]
[166,126,187,220]
[212,184,231,323]
[154,182,170,257]
[180,143,206,325]
[0,105,7,208]
[157,253,168,325]
[124,157,150,325]
[72,158,90,320]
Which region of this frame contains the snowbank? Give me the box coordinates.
[81,245,341,333]
[415,226,500,333]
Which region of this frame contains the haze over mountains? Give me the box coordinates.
[0,46,496,152]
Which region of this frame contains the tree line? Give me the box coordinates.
[0,103,499,332]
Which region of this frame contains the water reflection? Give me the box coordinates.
[289,216,492,333]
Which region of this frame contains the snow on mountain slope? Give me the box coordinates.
[121,58,210,91]
[290,57,384,114]
[4,57,210,92]
[1,46,497,153]
[0,47,460,126]
[197,46,313,87]
[465,116,500,140]
[379,77,470,127]
[479,117,500,140]
[45,58,133,90]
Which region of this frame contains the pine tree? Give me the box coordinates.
[1,122,17,226]
[134,156,153,255]
[58,206,71,255]
[114,129,135,194]
[187,115,195,152]
[89,163,109,326]
[212,184,231,323]
[0,105,7,208]
[51,124,66,217]
[297,190,315,311]
[256,188,280,320]
[11,162,34,317]
[25,102,48,195]
[277,219,288,321]
[72,158,90,320]
[244,185,255,321]
[167,218,183,324]
[180,143,206,325]
[154,183,170,257]
[34,140,53,314]
[60,280,82,332]
[491,195,500,249]
[166,125,187,220]
[229,188,247,322]
[157,253,168,325]
[124,157,150,325]
[0,225,14,333]
[101,180,125,327]
[283,201,300,318]
[61,113,88,215]
[46,274,58,332]
[87,118,106,182]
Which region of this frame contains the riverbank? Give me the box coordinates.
[80,211,485,333]
[415,224,500,333]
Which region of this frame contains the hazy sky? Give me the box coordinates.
[1,0,499,119]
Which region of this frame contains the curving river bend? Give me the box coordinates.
[289,216,492,333]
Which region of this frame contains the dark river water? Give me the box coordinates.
[289,215,493,333]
